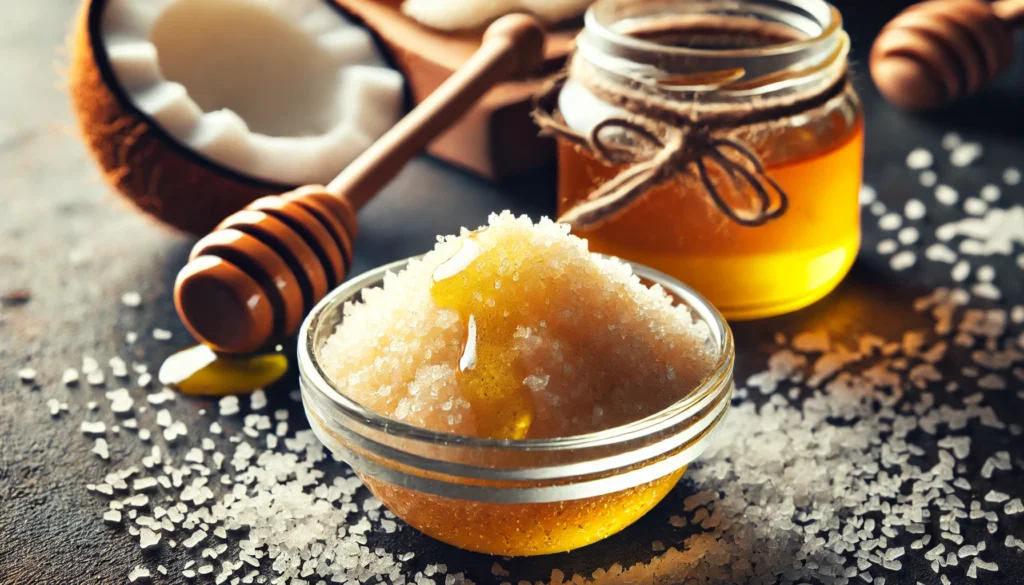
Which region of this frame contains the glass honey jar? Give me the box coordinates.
[536,0,863,320]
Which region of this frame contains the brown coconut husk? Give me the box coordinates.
[68,0,294,236]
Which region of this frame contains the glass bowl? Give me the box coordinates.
[298,256,735,556]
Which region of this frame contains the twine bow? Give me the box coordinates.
[533,74,789,231]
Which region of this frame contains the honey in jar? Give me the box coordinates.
[538,0,863,320]
[307,212,732,555]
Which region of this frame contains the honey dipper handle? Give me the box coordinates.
[994,0,1024,28]
[327,14,546,209]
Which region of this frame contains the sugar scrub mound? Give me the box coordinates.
[319,212,716,440]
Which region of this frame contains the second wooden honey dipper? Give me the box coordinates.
[871,0,1024,110]
[174,14,546,354]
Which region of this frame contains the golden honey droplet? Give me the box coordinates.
[159,345,288,396]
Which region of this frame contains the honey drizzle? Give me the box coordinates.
[430,232,535,440]
[158,344,289,396]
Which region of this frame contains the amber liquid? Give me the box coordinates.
[361,468,684,557]
[558,117,864,320]
[159,345,288,396]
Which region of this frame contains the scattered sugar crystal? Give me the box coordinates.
[870,201,886,216]
[890,250,917,271]
[898,227,919,245]
[859,184,877,205]
[87,371,105,386]
[105,388,134,414]
[138,428,151,442]
[879,213,902,231]
[133,478,158,491]
[906,148,933,169]
[18,368,36,383]
[1004,167,1021,185]
[152,328,172,341]
[109,357,128,378]
[81,421,106,436]
[47,399,68,417]
[920,170,938,187]
[92,438,110,460]
[984,490,1010,503]
[925,244,958,264]
[128,566,151,582]
[164,421,188,442]
[951,260,971,282]
[219,396,240,417]
[155,409,172,427]
[123,494,148,507]
[139,528,161,549]
[978,373,1005,389]
[121,291,142,308]
[103,510,122,524]
[1011,306,1024,324]
[1003,499,1023,515]
[964,198,988,216]
[250,389,267,411]
[980,184,1001,202]
[82,356,99,373]
[942,132,962,150]
[62,368,80,386]
[949,142,983,167]
[972,282,1000,300]
[126,332,138,344]
[137,373,151,387]
[491,563,509,577]
[320,213,716,438]
[975,265,995,282]
[935,185,959,205]
[147,388,175,405]
[876,240,898,255]
[974,558,998,572]
[904,198,926,220]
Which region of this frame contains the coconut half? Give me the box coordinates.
[69,0,404,234]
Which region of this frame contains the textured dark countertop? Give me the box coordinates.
[2,2,1023,585]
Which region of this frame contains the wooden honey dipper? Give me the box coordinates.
[870,0,1024,110]
[174,14,546,354]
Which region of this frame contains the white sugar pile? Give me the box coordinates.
[23,135,1024,585]
[318,212,715,439]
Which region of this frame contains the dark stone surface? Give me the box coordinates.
[1,1,1022,585]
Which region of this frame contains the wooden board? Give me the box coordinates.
[333,0,579,179]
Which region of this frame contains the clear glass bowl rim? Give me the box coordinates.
[298,255,735,454]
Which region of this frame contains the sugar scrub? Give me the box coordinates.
[319,212,716,440]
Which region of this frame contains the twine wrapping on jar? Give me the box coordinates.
[533,52,853,230]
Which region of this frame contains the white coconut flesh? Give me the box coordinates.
[100,0,404,186]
